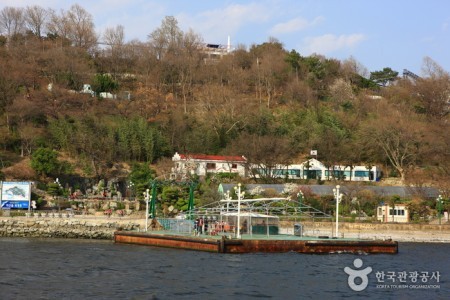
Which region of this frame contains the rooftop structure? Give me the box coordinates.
[201,36,233,63]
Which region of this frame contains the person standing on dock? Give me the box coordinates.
[199,217,204,235]
[204,217,209,234]
[194,218,199,235]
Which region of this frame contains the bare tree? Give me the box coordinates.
[250,40,288,108]
[102,25,126,76]
[0,69,18,115]
[229,133,294,183]
[148,16,183,60]
[195,83,243,145]
[421,56,447,78]
[103,24,124,50]
[0,6,25,37]
[413,57,450,119]
[25,5,48,37]
[47,8,72,44]
[67,4,97,50]
[5,96,44,157]
[47,5,97,50]
[177,28,203,113]
[329,78,355,106]
[360,101,426,183]
[341,56,369,78]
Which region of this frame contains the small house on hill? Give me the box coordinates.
[172,152,247,179]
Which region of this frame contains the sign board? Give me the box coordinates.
[310,150,318,156]
[1,182,31,209]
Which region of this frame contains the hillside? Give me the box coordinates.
[0,10,448,202]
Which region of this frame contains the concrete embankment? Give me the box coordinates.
[280,221,450,243]
[0,216,143,239]
[1,216,449,243]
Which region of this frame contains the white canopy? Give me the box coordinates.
[220,212,279,219]
[220,197,286,203]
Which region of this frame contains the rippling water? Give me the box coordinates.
[0,238,448,299]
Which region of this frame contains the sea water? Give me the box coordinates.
[0,238,448,299]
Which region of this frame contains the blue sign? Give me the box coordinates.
[1,200,29,209]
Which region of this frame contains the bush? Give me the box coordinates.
[36,197,46,208]
[10,211,26,217]
[30,147,59,176]
[216,173,238,180]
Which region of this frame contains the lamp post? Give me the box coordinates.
[234,183,245,239]
[55,178,62,211]
[224,190,230,222]
[297,190,304,215]
[144,189,150,231]
[224,190,230,212]
[333,185,343,238]
[437,195,443,225]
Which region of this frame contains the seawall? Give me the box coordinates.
[1,216,449,243]
[0,216,142,239]
[280,221,450,243]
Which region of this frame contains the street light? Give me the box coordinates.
[234,183,245,239]
[297,190,304,215]
[333,185,343,238]
[144,189,150,231]
[55,178,62,211]
[436,195,443,225]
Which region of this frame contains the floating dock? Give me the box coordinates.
[114,231,398,254]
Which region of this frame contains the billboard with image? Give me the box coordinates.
[1,182,31,209]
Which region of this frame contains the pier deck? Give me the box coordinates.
[114,231,398,254]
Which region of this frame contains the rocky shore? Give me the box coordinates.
[0,216,143,239]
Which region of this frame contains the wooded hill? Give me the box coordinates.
[0,6,448,198]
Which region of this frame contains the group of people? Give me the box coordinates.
[194,217,234,236]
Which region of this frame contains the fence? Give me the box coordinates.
[157,218,195,234]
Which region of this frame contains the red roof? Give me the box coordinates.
[178,153,246,162]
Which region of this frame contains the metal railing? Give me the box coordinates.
[157,218,195,234]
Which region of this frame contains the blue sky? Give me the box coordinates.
[4,0,450,75]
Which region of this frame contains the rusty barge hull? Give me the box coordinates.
[114,232,398,254]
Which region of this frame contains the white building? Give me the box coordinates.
[172,152,247,178]
[251,159,381,182]
[377,203,409,223]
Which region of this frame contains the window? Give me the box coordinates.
[355,171,369,178]
[378,207,382,215]
[273,169,285,176]
[288,169,301,177]
[305,170,322,179]
[206,163,216,170]
[254,168,268,175]
[324,170,348,179]
[231,163,237,169]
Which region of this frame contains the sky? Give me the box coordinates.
[3,0,450,76]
